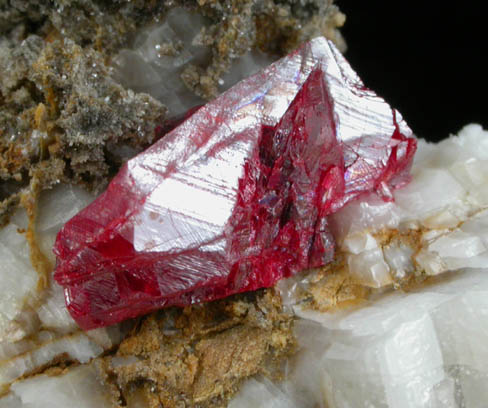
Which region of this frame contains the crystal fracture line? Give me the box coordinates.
[54,37,416,329]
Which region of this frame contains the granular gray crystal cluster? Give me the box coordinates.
[0,0,345,225]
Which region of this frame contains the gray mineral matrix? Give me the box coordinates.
[0,0,345,225]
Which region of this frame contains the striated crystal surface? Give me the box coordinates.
[53,37,416,329]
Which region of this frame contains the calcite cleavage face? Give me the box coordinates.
[54,37,416,329]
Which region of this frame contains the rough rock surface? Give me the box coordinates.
[98,289,294,408]
[3,125,487,408]
[0,0,345,225]
[0,34,166,226]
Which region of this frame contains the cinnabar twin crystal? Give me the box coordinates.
[54,38,416,329]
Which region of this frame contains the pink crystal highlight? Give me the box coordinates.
[54,37,416,329]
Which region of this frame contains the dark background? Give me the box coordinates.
[339,2,486,142]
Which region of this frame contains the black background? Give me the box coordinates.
[339,2,486,142]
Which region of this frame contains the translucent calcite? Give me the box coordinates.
[0,184,128,393]
[53,37,416,329]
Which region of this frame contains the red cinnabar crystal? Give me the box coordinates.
[54,37,416,329]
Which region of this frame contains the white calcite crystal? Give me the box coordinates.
[112,8,207,115]
[233,268,488,408]
[323,124,488,289]
[233,124,488,408]
[0,211,38,342]
[112,8,273,116]
[2,364,110,408]
[0,184,94,343]
[0,184,127,392]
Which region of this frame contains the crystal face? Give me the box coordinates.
[53,37,416,329]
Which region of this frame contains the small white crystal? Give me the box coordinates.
[36,283,77,333]
[395,168,466,221]
[221,50,274,91]
[383,243,414,280]
[36,179,95,235]
[112,8,274,116]
[415,249,447,276]
[0,211,38,342]
[8,364,110,408]
[229,377,296,408]
[347,247,392,288]
[342,232,378,254]
[330,194,404,244]
[429,230,486,259]
[0,331,103,386]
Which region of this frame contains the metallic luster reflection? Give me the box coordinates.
[54,37,416,329]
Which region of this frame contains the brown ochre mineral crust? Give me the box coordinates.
[97,289,294,408]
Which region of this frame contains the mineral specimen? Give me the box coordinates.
[54,37,416,330]
[4,124,488,408]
